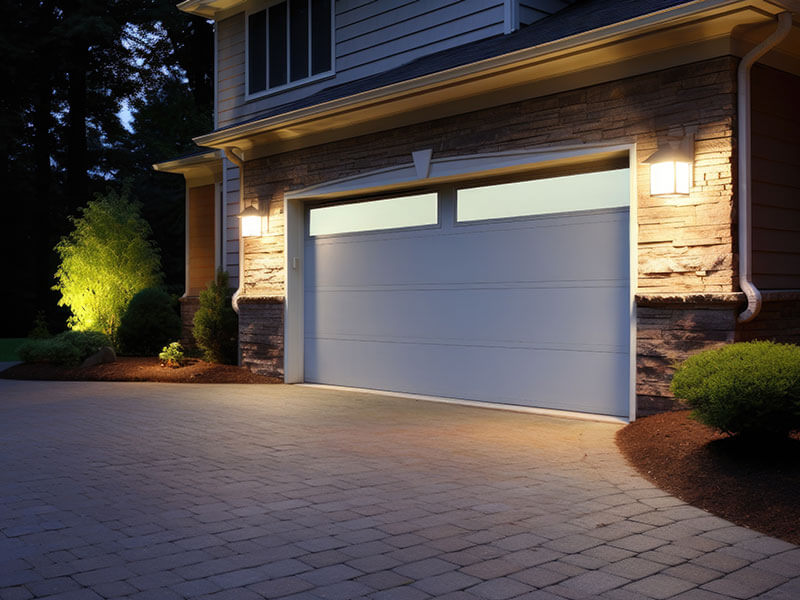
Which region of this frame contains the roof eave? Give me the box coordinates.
[194,0,799,154]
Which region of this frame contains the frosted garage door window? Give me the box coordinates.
[309,193,438,236]
[457,168,629,222]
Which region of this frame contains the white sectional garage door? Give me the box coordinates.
[303,169,630,416]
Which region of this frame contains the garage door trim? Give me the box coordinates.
[284,144,639,421]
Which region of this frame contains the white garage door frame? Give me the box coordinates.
[284,143,639,421]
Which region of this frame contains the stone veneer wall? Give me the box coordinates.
[636,292,800,415]
[234,57,740,406]
[238,296,284,376]
[635,295,739,415]
[736,293,800,345]
[178,296,200,350]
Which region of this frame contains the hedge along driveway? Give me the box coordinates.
[0,380,799,600]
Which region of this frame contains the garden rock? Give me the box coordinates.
[81,346,116,368]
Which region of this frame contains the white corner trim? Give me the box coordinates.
[412,148,433,179]
[286,143,631,200]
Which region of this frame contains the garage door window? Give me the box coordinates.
[309,193,438,236]
[456,168,629,222]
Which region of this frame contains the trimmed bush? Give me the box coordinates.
[18,330,111,367]
[193,269,238,364]
[117,287,182,355]
[671,341,800,438]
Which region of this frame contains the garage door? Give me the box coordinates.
[304,168,630,416]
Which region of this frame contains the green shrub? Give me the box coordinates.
[193,269,238,364]
[18,339,81,366]
[17,330,110,366]
[671,341,800,438]
[159,341,185,368]
[117,288,182,355]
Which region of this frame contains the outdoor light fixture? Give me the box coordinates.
[644,136,694,196]
[238,201,266,237]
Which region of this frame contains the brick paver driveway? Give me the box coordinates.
[1,381,798,600]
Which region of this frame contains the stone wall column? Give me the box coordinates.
[178,296,200,350]
[635,294,740,415]
[238,296,285,377]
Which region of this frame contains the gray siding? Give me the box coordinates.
[751,65,800,290]
[217,0,516,128]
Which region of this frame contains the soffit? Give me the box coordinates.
[177,0,245,18]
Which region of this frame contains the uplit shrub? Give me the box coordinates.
[671,341,800,438]
[159,341,185,368]
[18,330,111,366]
[53,188,162,343]
[193,269,238,364]
[117,288,181,355]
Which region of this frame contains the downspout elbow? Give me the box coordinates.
[224,146,245,314]
[736,11,792,324]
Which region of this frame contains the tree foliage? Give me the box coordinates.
[53,189,162,342]
[0,1,213,336]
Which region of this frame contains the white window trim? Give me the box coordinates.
[244,0,335,100]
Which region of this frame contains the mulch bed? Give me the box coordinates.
[0,356,282,384]
[617,410,800,545]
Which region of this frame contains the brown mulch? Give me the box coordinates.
[617,410,800,545]
[0,356,282,384]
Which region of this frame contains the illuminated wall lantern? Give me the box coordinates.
[644,136,694,197]
[238,201,266,237]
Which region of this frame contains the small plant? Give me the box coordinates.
[193,269,238,364]
[18,330,111,367]
[671,341,800,439]
[159,342,185,368]
[117,287,182,355]
[28,311,51,339]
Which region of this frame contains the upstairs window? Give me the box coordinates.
[248,0,333,95]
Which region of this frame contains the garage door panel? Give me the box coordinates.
[305,285,629,350]
[305,338,628,416]
[303,170,630,416]
[307,210,628,287]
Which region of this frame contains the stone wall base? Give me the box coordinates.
[239,296,284,377]
[178,296,200,351]
[635,292,800,417]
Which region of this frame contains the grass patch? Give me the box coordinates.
[0,338,27,361]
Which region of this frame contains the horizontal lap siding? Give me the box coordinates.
[216,0,507,128]
[751,65,800,290]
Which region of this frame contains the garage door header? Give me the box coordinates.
[286,144,634,202]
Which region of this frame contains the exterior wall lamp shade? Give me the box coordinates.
[238,204,265,237]
[644,138,693,196]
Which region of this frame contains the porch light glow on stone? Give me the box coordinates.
[238,203,265,237]
[644,136,693,196]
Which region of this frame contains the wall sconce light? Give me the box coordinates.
[644,136,694,196]
[238,200,266,238]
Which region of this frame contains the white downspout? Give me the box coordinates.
[224,146,245,314]
[736,12,792,323]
